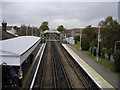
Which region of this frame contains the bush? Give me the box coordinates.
[75,40,77,44]
[107,48,113,60]
[74,36,80,44]
[81,38,90,50]
[74,36,80,41]
[113,50,120,72]
[101,48,107,58]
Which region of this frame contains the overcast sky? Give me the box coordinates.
[1,1,119,29]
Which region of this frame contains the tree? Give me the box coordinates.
[36,28,41,37]
[20,24,26,36]
[39,21,49,31]
[27,26,32,36]
[57,25,65,32]
[82,25,97,50]
[113,50,120,72]
[74,36,80,44]
[82,38,90,50]
[99,16,120,60]
[19,25,36,36]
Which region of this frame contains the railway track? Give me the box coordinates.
[55,42,86,88]
[33,42,54,89]
[32,34,99,89]
[51,42,72,89]
[55,42,99,89]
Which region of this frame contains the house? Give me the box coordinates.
[0,21,17,40]
[65,29,72,37]
[6,26,20,36]
[0,30,17,40]
[65,28,83,37]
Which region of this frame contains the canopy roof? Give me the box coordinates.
[43,30,60,34]
[0,36,41,66]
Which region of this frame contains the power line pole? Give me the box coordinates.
[26,25,28,36]
[32,26,34,36]
[80,29,82,50]
[97,26,100,62]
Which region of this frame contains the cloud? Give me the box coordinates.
[0,2,2,22]
[2,0,120,2]
[2,2,118,29]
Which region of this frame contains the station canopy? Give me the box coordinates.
[43,30,60,34]
[0,36,41,66]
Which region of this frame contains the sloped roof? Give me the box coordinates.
[0,36,40,56]
[0,30,16,40]
[43,30,60,34]
[0,36,41,66]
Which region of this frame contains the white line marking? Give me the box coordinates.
[62,44,114,89]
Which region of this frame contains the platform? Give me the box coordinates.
[46,39,59,42]
[0,36,41,66]
[27,43,46,89]
[62,44,114,89]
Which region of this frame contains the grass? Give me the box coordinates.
[73,44,80,50]
[73,43,120,76]
[83,50,115,72]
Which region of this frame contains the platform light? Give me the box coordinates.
[79,29,82,50]
[96,25,101,62]
[26,25,28,36]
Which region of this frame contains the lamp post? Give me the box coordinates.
[35,28,37,36]
[26,25,28,36]
[96,25,101,62]
[80,29,82,50]
[32,26,34,36]
[114,41,120,52]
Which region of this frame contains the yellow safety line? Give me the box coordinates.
[62,44,114,89]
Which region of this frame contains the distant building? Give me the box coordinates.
[60,32,75,44]
[6,26,13,31]
[2,20,7,31]
[6,26,20,36]
[65,27,99,38]
[65,28,83,37]
[65,29,72,37]
[0,21,17,40]
[60,32,68,43]
[0,30,17,40]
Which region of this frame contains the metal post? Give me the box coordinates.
[97,26,100,62]
[35,28,36,36]
[32,26,33,36]
[20,65,22,71]
[114,42,117,52]
[80,29,82,50]
[114,41,120,52]
[26,25,28,36]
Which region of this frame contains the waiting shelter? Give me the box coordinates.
[0,36,41,66]
[0,36,41,88]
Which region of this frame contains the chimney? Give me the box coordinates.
[2,20,7,31]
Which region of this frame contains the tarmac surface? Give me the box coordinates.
[66,44,119,89]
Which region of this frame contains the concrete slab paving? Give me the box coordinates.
[66,44,119,89]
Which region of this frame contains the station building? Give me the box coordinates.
[0,36,41,88]
[0,59,2,90]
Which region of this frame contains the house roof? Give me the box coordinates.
[65,29,73,31]
[6,26,13,30]
[0,30,16,40]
